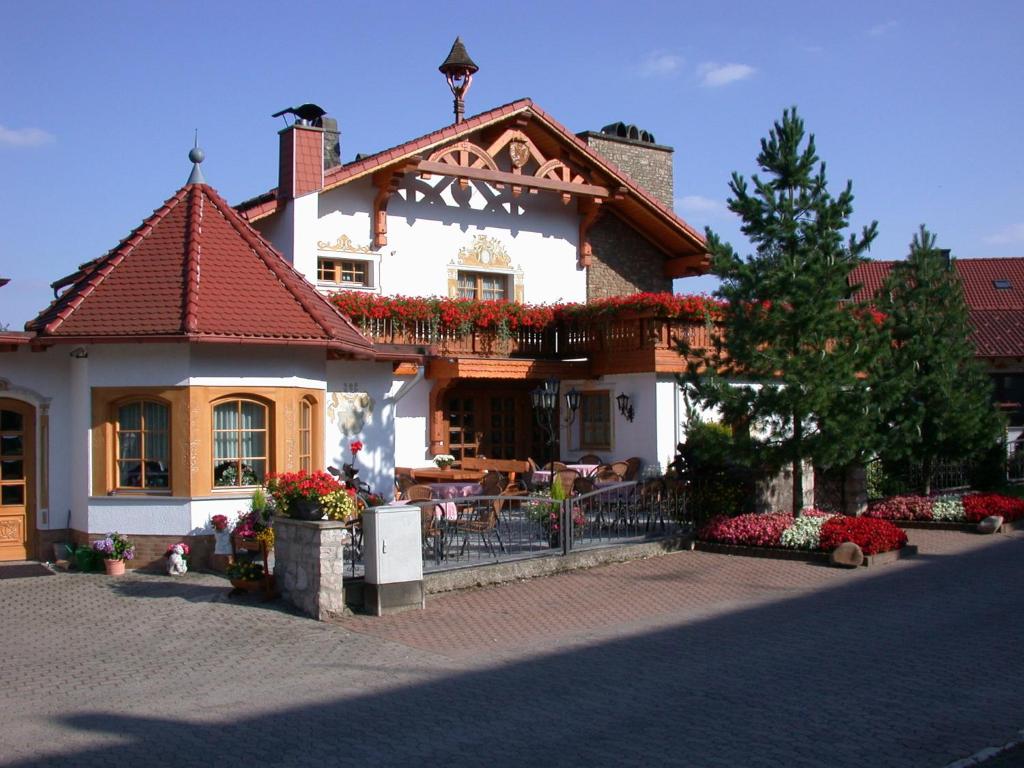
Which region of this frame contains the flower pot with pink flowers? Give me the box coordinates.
[92,532,135,575]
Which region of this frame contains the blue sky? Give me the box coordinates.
[2,1,1022,328]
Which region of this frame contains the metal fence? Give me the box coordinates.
[343,481,690,577]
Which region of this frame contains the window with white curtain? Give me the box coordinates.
[212,399,268,487]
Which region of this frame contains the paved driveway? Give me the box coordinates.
[1,528,1021,767]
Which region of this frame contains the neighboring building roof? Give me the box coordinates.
[849,258,1024,359]
[236,98,707,261]
[28,181,374,356]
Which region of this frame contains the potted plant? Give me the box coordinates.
[265,470,344,520]
[225,560,271,592]
[434,453,456,470]
[91,532,136,575]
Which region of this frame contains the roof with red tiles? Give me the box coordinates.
[235,98,706,258]
[28,182,374,355]
[849,258,1024,358]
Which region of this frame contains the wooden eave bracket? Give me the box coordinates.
[664,252,711,279]
[578,198,603,269]
[372,161,419,248]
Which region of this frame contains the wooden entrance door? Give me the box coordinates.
[445,384,550,462]
[0,400,34,561]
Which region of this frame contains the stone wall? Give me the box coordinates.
[579,132,674,208]
[814,465,868,516]
[587,213,672,300]
[754,461,815,513]
[273,518,347,621]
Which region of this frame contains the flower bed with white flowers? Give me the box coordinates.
[695,509,912,566]
[863,492,1024,532]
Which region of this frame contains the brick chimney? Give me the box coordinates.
[577,122,674,208]
[278,123,325,200]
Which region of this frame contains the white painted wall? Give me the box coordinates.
[273,176,587,305]
[558,372,661,472]
[1,346,70,531]
[325,359,399,498]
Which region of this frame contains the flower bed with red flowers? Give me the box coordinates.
[329,291,723,335]
[864,495,934,521]
[818,516,908,555]
[962,493,1024,523]
[863,492,1024,527]
[697,513,793,547]
[698,512,907,556]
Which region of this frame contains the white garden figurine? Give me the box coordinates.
[167,544,188,576]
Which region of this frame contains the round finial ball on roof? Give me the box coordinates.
[189,147,205,164]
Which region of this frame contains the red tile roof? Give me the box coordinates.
[236,98,706,256]
[28,182,374,356]
[849,258,1024,358]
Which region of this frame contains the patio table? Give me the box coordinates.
[427,481,483,500]
[410,467,486,482]
[531,464,600,484]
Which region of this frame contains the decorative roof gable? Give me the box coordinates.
[29,182,373,356]
[237,99,709,277]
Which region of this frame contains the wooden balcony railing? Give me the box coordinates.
[356,312,716,360]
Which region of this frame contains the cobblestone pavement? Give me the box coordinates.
[1,528,1022,767]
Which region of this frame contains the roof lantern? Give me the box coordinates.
[439,37,479,124]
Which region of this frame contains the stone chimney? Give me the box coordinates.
[577,122,674,208]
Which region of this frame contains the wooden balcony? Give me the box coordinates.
[357,312,716,374]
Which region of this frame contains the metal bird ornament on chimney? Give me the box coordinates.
[439,37,479,124]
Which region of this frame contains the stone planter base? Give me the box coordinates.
[693,541,918,568]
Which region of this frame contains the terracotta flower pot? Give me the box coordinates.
[104,558,126,576]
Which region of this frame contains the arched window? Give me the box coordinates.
[298,398,313,472]
[115,400,170,490]
[213,399,268,487]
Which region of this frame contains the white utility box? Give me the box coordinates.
[362,505,425,615]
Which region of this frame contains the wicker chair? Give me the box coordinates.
[595,463,620,481]
[394,471,416,500]
[577,454,602,465]
[454,490,510,556]
[543,460,568,473]
[622,457,643,482]
[479,471,505,497]
[610,461,629,480]
[405,484,433,502]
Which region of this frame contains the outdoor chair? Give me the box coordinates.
[594,463,620,481]
[394,471,416,500]
[577,453,602,465]
[454,490,509,557]
[420,504,444,562]
[610,461,629,480]
[405,484,434,502]
[479,470,506,497]
[543,460,568,473]
[622,457,643,482]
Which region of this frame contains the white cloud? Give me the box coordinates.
[0,125,55,148]
[676,194,729,218]
[984,223,1024,246]
[867,20,898,37]
[697,62,756,88]
[639,50,683,77]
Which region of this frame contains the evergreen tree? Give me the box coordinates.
[680,108,879,514]
[872,226,1004,494]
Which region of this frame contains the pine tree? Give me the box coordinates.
[680,108,879,515]
[871,226,1004,494]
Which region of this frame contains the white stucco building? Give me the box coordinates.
[0,85,711,566]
